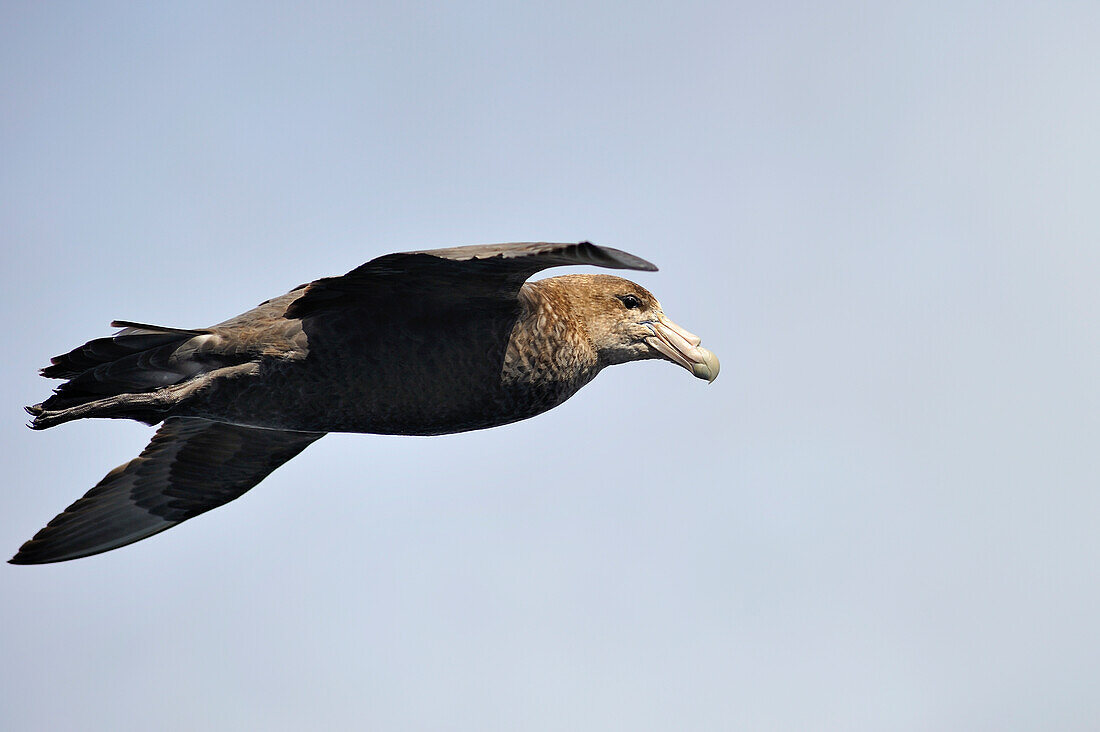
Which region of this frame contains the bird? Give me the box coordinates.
[14,242,719,564]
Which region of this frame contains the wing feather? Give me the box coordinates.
[10,418,323,564]
[285,241,657,319]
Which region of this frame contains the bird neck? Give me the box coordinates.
[500,282,601,392]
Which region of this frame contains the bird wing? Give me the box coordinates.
[284,241,657,319]
[401,241,658,273]
[10,418,323,564]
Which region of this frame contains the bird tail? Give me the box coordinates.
[26,321,213,429]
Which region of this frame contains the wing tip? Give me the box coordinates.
[580,242,658,272]
[8,540,50,565]
[9,530,71,564]
[7,527,170,565]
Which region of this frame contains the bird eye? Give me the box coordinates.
[619,294,643,309]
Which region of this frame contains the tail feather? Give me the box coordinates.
[110,320,208,335]
[42,323,208,379]
[28,321,220,429]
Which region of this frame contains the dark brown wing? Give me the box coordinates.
[10,418,323,564]
[285,241,657,319]
[402,241,657,272]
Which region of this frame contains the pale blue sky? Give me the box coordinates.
[3,2,1099,730]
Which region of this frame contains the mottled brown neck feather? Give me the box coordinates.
[502,279,601,392]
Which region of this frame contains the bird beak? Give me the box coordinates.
[645,316,720,383]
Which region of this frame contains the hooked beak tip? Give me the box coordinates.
[691,347,720,383]
[646,318,720,383]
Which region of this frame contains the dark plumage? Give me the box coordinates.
[15,242,718,564]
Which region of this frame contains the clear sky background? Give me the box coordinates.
[2,2,1098,730]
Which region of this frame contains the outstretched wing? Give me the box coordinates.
[401,241,657,274]
[285,241,657,319]
[10,418,323,564]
